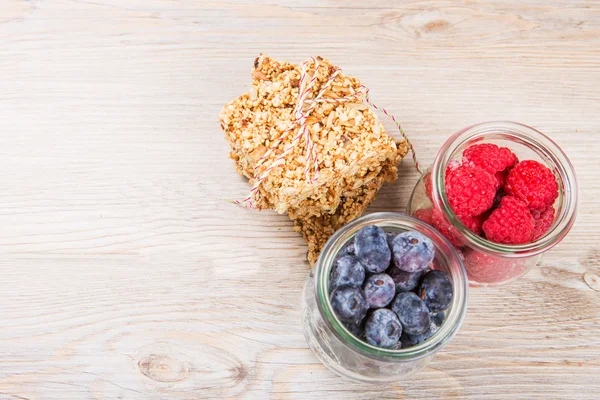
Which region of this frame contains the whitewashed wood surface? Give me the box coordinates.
[1,1,599,399]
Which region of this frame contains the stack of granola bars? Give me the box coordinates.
[220,54,408,265]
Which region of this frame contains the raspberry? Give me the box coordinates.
[447,159,461,171]
[463,249,528,284]
[414,208,433,225]
[504,160,558,211]
[459,213,484,235]
[531,206,555,241]
[445,165,496,217]
[432,208,463,247]
[463,144,518,189]
[494,169,509,189]
[482,196,534,244]
[425,161,460,202]
[431,207,484,247]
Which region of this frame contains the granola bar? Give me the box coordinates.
[220,54,409,264]
[220,54,407,219]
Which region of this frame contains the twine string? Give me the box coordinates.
[362,86,422,174]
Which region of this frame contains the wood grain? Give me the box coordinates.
[0,0,599,398]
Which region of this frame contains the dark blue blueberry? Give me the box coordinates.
[420,270,453,313]
[335,242,355,260]
[387,267,423,292]
[392,231,435,273]
[354,225,391,273]
[365,308,402,349]
[402,311,445,348]
[403,312,446,347]
[330,285,368,324]
[344,321,365,340]
[363,273,395,308]
[401,327,435,348]
[400,331,417,348]
[431,312,445,330]
[391,292,431,335]
[329,255,365,292]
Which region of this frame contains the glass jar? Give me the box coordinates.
[301,212,468,383]
[408,121,578,285]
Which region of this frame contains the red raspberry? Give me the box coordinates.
[431,208,484,247]
[447,159,461,172]
[414,208,433,225]
[432,208,463,247]
[463,249,528,284]
[463,144,518,189]
[494,169,509,189]
[459,213,484,235]
[482,196,534,244]
[505,160,558,211]
[425,161,460,202]
[531,206,555,241]
[446,165,496,217]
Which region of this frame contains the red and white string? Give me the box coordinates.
[363,86,422,175]
[234,58,421,208]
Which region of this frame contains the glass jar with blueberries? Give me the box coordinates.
[407,121,578,285]
[301,212,468,383]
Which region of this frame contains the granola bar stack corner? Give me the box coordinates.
[220,54,409,265]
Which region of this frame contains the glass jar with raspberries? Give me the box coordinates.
[408,121,578,285]
[301,213,468,382]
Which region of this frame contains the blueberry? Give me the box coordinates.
[363,273,395,308]
[330,285,368,324]
[400,312,446,347]
[336,242,355,260]
[329,255,365,292]
[387,267,423,292]
[431,312,445,330]
[400,332,415,348]
[391,292,431,335]
[404,312,445,347]
[420,270,453,313]
[391,231,435,273]
[344,321,365,340]
[401,327,435,348]
[354,225,391,273]
[365,308,402,348]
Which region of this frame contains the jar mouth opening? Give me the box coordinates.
[315,212,469,362]
[431,121,578,257]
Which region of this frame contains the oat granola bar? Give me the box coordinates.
[220,54,407,218]
[220,54,408,264]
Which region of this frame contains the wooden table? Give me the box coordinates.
[1,1,599,398]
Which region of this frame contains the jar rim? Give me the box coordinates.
[314,212,469,362]
[431,121,578,257]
